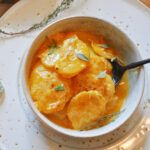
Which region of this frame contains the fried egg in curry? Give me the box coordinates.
[29,31,128,130]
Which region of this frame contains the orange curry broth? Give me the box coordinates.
[30,31,129,129]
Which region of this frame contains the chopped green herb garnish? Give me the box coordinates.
[47,41,57,55]
[49,39,57,48]
[99,110,124,122]
[98,44,109,49]
[49,45,57,49]
[76,53,89,62]
[55,85,64,91]
[97,70,107,79]
[48,49,55,55]
[82,109,125,130]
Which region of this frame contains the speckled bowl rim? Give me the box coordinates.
[22,16,145,138]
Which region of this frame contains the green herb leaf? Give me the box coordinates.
[98,44,109,49]
[47,41,57,55]
[82,109,125,130]
[49,45,57,49]
[99,109,125,122]
[55,85,64,91]
[48,49,55,55]
[97,70,107,79]
[76,53,89,62]
[49,41,57,49]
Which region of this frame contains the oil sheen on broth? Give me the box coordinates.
[29,31,129,130]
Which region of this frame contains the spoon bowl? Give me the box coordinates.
[109,58,150,85]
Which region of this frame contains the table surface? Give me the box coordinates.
[0,0,150,150]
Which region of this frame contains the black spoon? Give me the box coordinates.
[108,58,150,85]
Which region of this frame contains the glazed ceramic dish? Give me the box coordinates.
[23,16,145,138]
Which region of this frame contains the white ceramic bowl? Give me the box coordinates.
[23,16,145,138]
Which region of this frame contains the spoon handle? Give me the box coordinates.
[124,58,150,70]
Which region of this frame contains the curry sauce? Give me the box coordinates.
[29,31,129,130]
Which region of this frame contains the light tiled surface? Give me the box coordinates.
[0,0,150,149]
